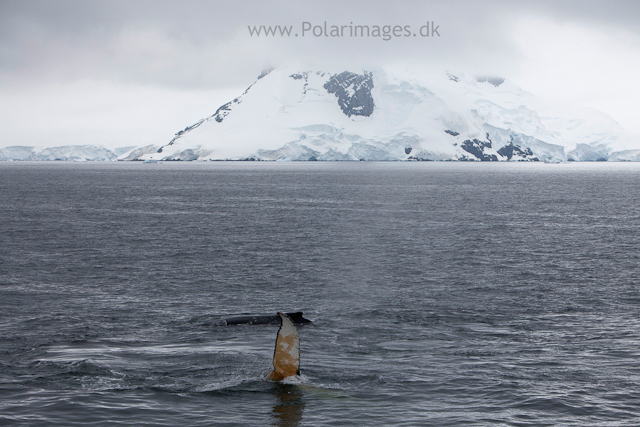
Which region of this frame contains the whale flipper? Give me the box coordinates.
[221,311,311,326]
[266,312,300,381]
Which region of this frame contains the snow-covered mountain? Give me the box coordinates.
[125,63,640,162]
[2,64,638,162]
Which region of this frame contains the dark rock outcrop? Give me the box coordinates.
[477,76,505,87]
[460,138,498,161]
[324,71,375,117]
[497,144,539,161]
[290,72,309,95]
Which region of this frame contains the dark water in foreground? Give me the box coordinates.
[1,161,639,426]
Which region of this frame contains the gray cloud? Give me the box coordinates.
[525,0,640,30]
[3,0,639,86]
[2,0,638,90]
[2,0,640,146]
[0,0,532,88]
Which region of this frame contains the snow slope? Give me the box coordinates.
[2,64,638,162]
[129,63,640,162]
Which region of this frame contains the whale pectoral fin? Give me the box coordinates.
[268,313,300,381]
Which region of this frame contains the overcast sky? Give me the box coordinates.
[1,0,639,148]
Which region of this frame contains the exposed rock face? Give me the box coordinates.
[289,72,309,94]
[445,130,460,136]
[323,71,374,117]
[477,76,505,87]
[162,102,232,151]
[213,102,234,123]
[460,139,498,161]
[497,144,539,161]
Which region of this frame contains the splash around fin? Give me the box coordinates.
[267,312,301,381]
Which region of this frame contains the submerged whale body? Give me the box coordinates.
[267,312,301,381]
[222,311,311,326]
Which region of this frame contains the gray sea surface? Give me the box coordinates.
[1,161,639,426]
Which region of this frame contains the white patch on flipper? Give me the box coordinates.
[268,312,300,380]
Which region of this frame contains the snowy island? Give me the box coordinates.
[3,64,639,162]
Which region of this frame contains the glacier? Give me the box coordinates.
[3,64,639,162]
[0,145,132,162]
[131,64,640,163]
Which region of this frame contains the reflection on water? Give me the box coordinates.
[271,384,305,427]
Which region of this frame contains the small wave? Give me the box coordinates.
[194,377,259,393]
[31,358,112,376]
[279,374,308,385]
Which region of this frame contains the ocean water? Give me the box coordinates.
[1,161,639,426]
